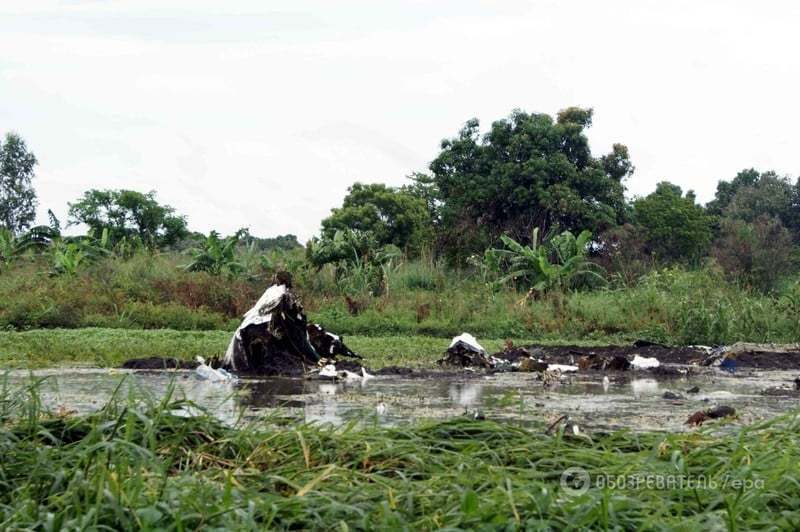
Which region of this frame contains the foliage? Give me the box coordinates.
[0,225,57,268]
[184,230,245,276]
[68,189,188,249]
[712,215,796,293]
[0,132,38,233]
[50,228,112,275]
[2,381,800,529]
[429,108,631,259]
[485,228,606,294]
[592,223,654,287]
[320,182,432,255]
[633,181,713,263]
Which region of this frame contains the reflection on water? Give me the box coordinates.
[3,367,800,433]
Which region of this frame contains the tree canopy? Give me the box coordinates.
[68,189,188,248]
[0,133,38,233]
[428,108,632,258]
[320,182,432,254]
[633,182,713,263]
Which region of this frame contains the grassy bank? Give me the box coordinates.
[3,254,800,345]
[0,328,548,369]
[2,383,799,529]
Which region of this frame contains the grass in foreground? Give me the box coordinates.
[0,328,620,369]
[1,380,799,530]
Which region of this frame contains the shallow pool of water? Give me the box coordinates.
[3,367,799,432]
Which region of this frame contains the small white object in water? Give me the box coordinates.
[195,356,234,382]
[602,376,610,391]
[361,367,375,380]
[631,355,660,369]
[547,364,578,372]
[376,402,387,415]
[319,364,338,378]
[448,333,486,354]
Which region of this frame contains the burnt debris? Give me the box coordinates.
[222,272,359,375]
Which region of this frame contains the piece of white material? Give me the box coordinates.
[631,355,660,369]
[448,333,486,354]
[319,364,338,378]
[195,356,234,382]
[547,364,578,372]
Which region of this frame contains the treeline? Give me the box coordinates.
[2,105,800,331]
[308,108,800,295]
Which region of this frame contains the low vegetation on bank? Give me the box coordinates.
[2,383,798,529]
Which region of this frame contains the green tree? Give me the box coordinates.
[0,133,38,233]
[320,183,432,254]
[68,189,188,248]
[712,215,795,293]
[633,182,713,263]
[429,108,632,259]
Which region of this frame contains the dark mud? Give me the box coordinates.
[501,344,800,370]
[120,357,198,370]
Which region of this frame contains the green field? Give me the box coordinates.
[0,328,539,369]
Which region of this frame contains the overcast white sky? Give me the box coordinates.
[1,1,798,241]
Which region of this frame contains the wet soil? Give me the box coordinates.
[502,344,800,370]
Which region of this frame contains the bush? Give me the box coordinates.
[712,215,796,293]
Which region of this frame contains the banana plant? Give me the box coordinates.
[485,228,605,294]
[184,230,245,276]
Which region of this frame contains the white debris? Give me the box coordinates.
[319,364,338,378]
[376,402,387,415]
[602,375,610,391]
[361,367,375,380]
[631,355,660,369]
[195,356,234,382]
[547,364,579,372]
[448,333,486,354]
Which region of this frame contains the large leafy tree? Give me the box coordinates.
[320,182,432,254]
[68,189,188,248]
[633,182,713,263]
[0,133,38,233]
[708,169,800,240]
[429,108,632,258]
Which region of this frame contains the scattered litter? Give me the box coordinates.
[319,364,338,379]
[518,358,548,372]
[547,364,578,373]
[630,355,660,369]
[376,402,387,415]
[602,376,610,391]
[195,356,235,382]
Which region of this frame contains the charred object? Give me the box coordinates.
[222,273,359,375]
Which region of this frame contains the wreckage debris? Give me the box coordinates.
[630,355,660,369]
[686,405,736,426]
[195,356,235,382]
[222,272,359,375]
[314,361,374,381]
[438,333,493,368]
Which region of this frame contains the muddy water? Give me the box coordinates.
[3,368,799,432]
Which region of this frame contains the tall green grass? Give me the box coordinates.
[2,379,799,529]
[2,252,800,345]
